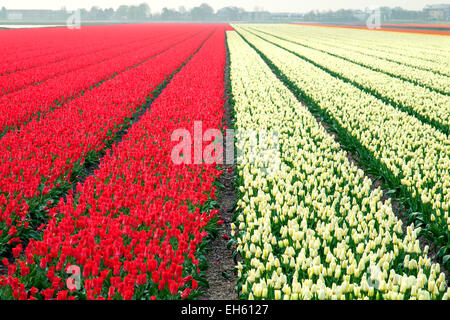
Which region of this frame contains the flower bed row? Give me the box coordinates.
[0,25,226,300]
[0,26,183,96]
[291,24,449,69]
[0,25,208,134]
[227,30,448,300]
[245,26,450,132]
[0,24,173,76]
[235,27,450,269]
[271,24,450,77]
[265,27,450,95]
[0,27,215,257]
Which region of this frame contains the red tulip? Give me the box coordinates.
[0,25,228,300]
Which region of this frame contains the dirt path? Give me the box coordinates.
[198,35,239,300]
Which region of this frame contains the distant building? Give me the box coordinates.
[5,9,68,21]
[270,12,304,22]
[352,10,368,23]
[240,11,271,22]
[424,4,450,21]
[7,13,23,20]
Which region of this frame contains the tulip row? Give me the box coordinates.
[234,27,450,266]
[243,26,450,132]
[0,30,90,76]
[0,24,173,76]
[290,24,450,68]
[0,27,215,257]
[307,31,449,77]
[0,26,226,300]
[0,27,184,96]
[0,26,208,134]
[247,25,450,95]
[227,31,448,300]
[278,25,450,77]
[317,36,450,77]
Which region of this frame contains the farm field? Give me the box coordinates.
[295,23,450,36]
[0,23,449,300]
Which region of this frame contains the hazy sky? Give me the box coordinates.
[1,1,448,13]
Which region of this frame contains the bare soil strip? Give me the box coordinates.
[198,34,239,300]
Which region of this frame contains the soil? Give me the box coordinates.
[197,156,238,300]
[198,37,239,300]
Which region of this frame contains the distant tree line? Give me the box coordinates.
[303,6,450,23]
[0,3,449,23]
[103,3,253,22]
[0,3,270,22]
[0,3,247,22]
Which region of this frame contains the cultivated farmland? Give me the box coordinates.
[0,23,448,300]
